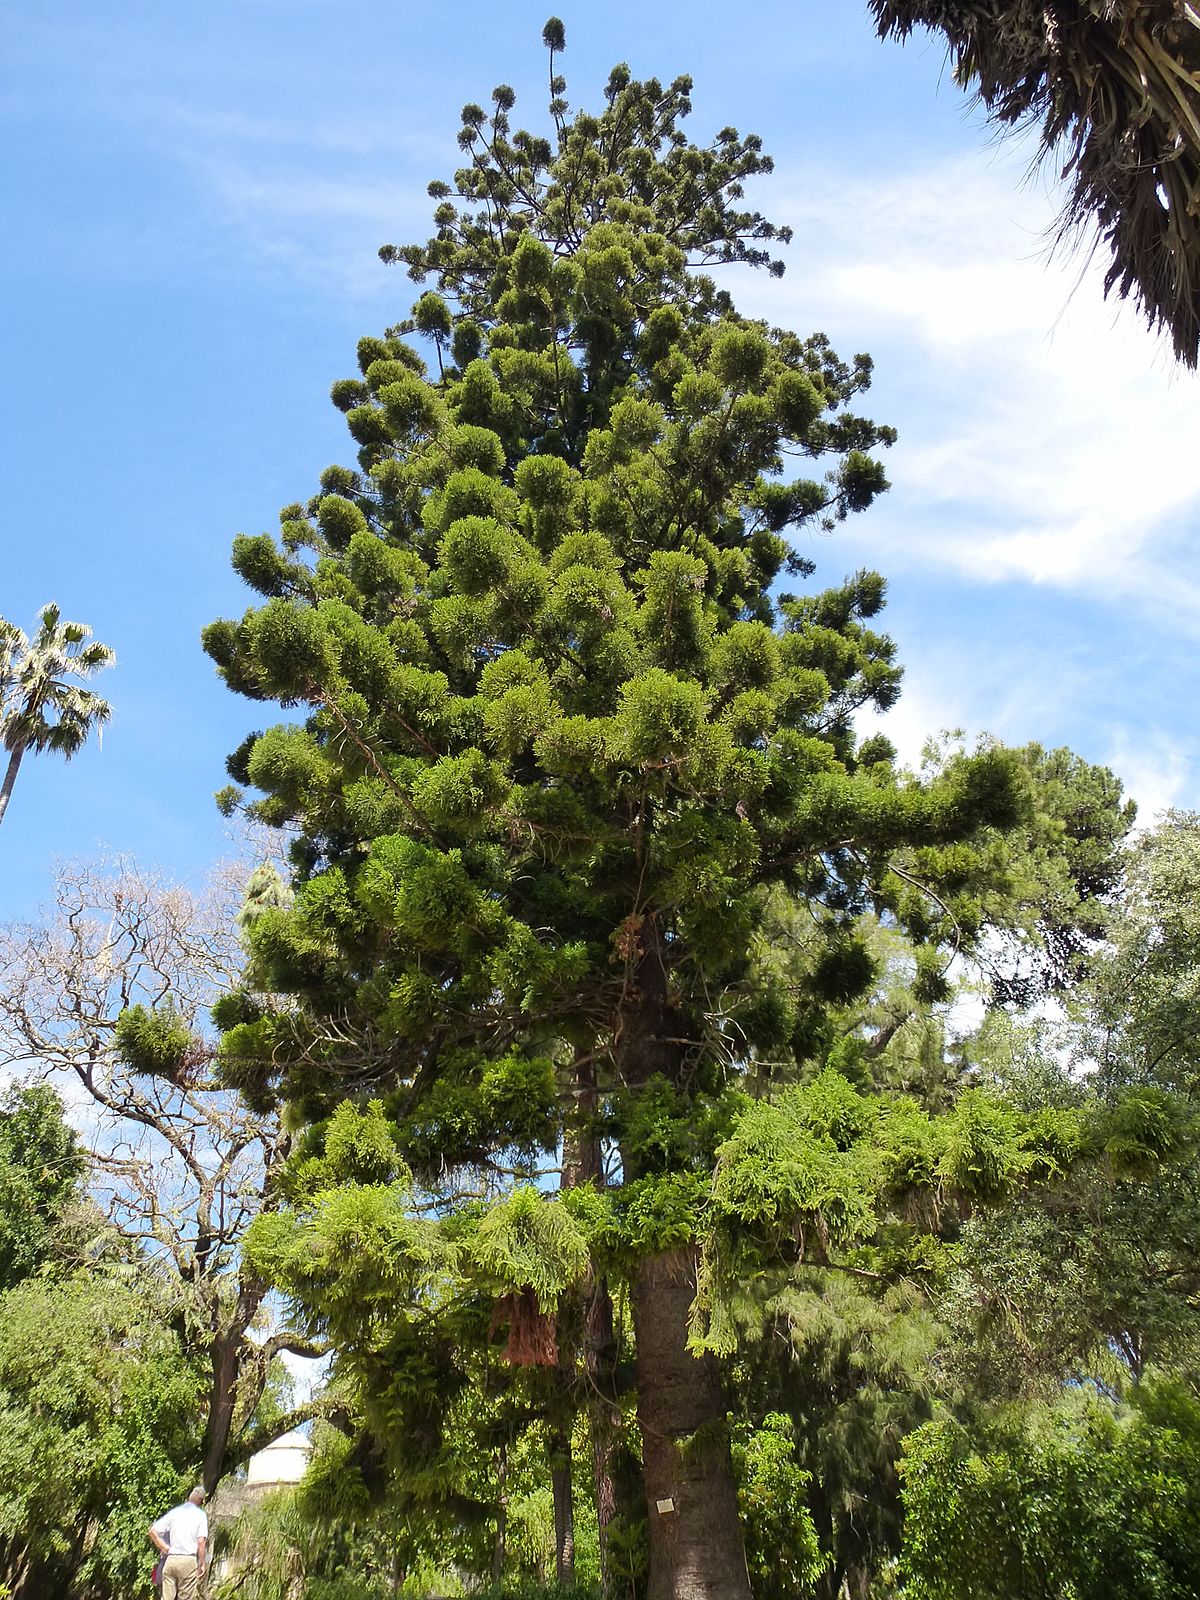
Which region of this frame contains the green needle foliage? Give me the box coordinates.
[203,22,1128,1596]
[205,29,1021,1146]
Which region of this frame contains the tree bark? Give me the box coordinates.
[586,1276,622,1588]
[551,1422,576,1581]
[201,1329,244,1496]
[492,1441,508,1585]
[567,1043,624,1589]
[615,917,751,1599]
[0,741,26,830]
[632,1249,750,1600]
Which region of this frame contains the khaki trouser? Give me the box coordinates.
[161,1554,201,1600]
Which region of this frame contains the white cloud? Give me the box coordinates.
[1105,729,1195,827]
[737,149,1200,619]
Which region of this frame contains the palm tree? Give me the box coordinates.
[0,605,115,830]
[871,2,1200,366]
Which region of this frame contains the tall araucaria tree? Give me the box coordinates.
[201,24,1072,1599]
[0,604,114,831]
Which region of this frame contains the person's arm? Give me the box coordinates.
[197,1534,207,1575]
[149,1522,169,1556]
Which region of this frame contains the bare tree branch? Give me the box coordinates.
[0,852,312,1492]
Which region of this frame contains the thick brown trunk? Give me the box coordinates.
[200,1333,242,1495]
[632,1249,750,1600]
[615,919,749,1597]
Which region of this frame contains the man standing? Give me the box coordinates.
[148,1485,208,1600]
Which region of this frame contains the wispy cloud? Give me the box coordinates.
[191,163,427,297]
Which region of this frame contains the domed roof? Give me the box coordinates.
[245,1430,312,1487]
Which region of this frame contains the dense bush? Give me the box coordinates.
[899,1380,1200,1600]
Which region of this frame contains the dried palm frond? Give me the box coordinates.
[491,1286,559,1365]
[872,2,1200,365]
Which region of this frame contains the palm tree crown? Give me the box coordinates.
[873,2,1200,366]
[0,604,115,830]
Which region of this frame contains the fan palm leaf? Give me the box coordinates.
[872,1,1200,365]
[0,604,115,829]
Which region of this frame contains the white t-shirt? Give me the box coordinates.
[152,1502,208,1556]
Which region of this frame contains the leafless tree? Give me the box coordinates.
[0,853,327,1492]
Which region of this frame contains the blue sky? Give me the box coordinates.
[3,0,1198,922]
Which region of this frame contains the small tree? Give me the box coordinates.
[0,1268,203,1599]
[0,604,114,830]
[899,1382,1200,1600]
[0,1080,86,1291]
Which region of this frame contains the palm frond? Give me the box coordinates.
[0,606,115,760]
[872,1,1200,365]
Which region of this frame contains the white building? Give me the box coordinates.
[244,1429,312,1494]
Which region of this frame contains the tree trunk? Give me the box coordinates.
[551,1424,576,1580]
[586,1275,622,1588]
[566,1044,624,1589]
[6,1540,32,1600]
[201,1331,244,1495]
[492,1441,508,1585]
[632,1249,750,1600]
[616,919,750,1599]
[0,741,26,829]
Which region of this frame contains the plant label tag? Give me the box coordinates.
[655,1498,675,1515]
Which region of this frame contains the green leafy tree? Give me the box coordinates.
[202,25,1140,1600]
[0,1080,85,1291]
[937,818,1200,1401]
[731,1412,827,1597]
[0,604,114,830]
[899,1381,1200,1600]
[1079,809,1200,1095]
[871,2,1200,366]
[960,740,1134,1006]
[0,1264,203,1598]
